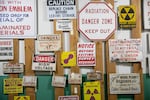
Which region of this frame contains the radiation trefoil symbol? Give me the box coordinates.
[119,5,136,28]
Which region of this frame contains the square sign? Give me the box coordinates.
[78,1,116,41]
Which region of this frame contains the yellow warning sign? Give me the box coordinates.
[14,96,30,100]
[61,51,76,67]
[4,78,23,94]
[118,5,136,28]
[84,81,101,100]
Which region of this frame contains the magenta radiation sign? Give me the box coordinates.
[78,1,116,41]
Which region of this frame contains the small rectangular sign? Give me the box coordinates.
[109,73,141,94]
[37,34,61,52]
[68,73,82,84]
[4,78,23,94]
[52,76,66,87]
[0,39,13,60]
[56,20,73,31]
[87,71,102,80]
[3,63,24,73]
[23,76,37,87]
[58,95,79,100]
[32,54,56,71]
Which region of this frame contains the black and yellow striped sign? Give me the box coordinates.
[118,5,136,28]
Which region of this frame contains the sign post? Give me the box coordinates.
[78,2,116,41]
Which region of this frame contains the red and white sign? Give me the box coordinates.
[78,2,116,41]
[0,0,36,38]
[32,54,56,71]
[109,39,143,62]
[77,43,96,66]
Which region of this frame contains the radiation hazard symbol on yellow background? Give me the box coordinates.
[14,96,30,100]
[118,5,136,28]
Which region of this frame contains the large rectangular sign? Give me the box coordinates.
[77,43,96,66]
[4,78,23,94]
[109,73,141,94]
[32,54,56,71]
[0,0,36,38]
[109,39,143,62]
[0,39,13,60]
[143,0,150,29]
[47,0,76,19]
[3,63,24,73]
[37,34,61,52]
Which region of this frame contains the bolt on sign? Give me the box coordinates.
[118,5,136,28]
[143,0,150,29]
[0,0,36,38]
[14,96,30,100]
[77,43,96,66]
[23,76,37,87]
[52,75,66,87]
[78,1,116,41]
[61,51,76,67]
[58,95,79,100]
[84,81,101,100]
[4,78,23,94]
[109,39,143,62]
[3,63,24,74]
[37,34,61,52]
[32,54,56,71]
[109,73,141,94]
[0,39,13,60]
[47,0,76,19]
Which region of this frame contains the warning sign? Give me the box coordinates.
[118,5,136,28]
[4,78,23,94]
[61,51,76,67]
[84,81,101,100]
[14,96,30,100]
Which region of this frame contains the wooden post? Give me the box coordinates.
[131,0,144,100]
[8,39,19,100]
[53,20,64,100]
[24,39,36,100]
[104,0,117,100]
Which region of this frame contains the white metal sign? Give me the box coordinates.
[68,73,82,84]
[23,76,37,87]
[109,39,143,62]
[143,0,150,29]
[3,63,24,73]
[58,95,79,100]
[47,0,76,19]
[37,34,61,52]
[56,20,73,31]
[77,43,96,66]
[52,76,66,87]
[87,71,102,80]
[109,73,141,94]
[0,0,36,38]
[0,39,13,60]
[32,54,56,71]
[78,1,116,41]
